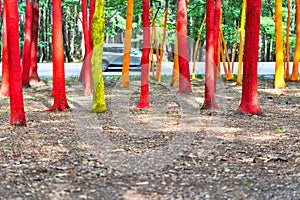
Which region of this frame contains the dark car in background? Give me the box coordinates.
[102,43,142,71]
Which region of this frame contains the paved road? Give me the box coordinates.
[0,62,295,78]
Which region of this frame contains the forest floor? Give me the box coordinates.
[0,75,299,199]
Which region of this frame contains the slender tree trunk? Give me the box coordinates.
[192,15,206,80]
[91,0,106,112]
[22,0,33,87]
[237,0,246,85]
[285,0,291,80]
[120,0,134,87]
[0,10,9,97]
[170,24,179,87]
[291,0,300,81]
[47,0,70,111]
[238,0,262,114]
[29,0,40,82]
[5,0,26,125]
[137,0,151,108]
[202,0,220,109]
[81,0,93,95]
[274,0,286,88]
[177,0,192,93]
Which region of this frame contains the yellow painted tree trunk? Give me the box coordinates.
[291,0,300,81]
[192,15,206,80]
[91,0,106,112]
[236,0,246,85]
[120,0,134,87]
[274,0,286,88]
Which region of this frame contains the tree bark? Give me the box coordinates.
[274,0,286,88]
[238,0,262,114]
[29,0,41,82]
[81,0,93,95]
[4,0,26,125]
[202,0,220,109]
[291,0,300,81]
[47,0,70,111]
[137,0,151,108]
[120,0,134,87]
[0,10,9,97]
[22,0,33,87]
[177,0,192,93]
[91,0,106,112]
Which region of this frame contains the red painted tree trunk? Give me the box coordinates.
[177,0,192,94]
[202,0,220,109]
[81,0,93,96]
[238,0,262,114]
[0,10,10,97]
[137,0,150,108]
[22,0,33,87]
[89,0,95,49]
[29,0,40,82]
[4,0,26,125]
[47,0,70,111]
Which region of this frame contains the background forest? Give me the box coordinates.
[0,0,295,63]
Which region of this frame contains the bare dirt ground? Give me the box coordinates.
[0,76,299,199]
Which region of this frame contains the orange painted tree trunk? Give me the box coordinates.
[120,0,134,87]
[29,0,40,82]
[82,0,93,96]
[5,0,26,125]
[0,10,10,97]
[177,0,192,94]
[274,0,286,88]
[22,0,33,87]
[170,24,179,87]
[285,0,291,80]
[202,0,221,109]
[238,0,262,114]
[291,0,300,81]
[137,0,151,108]
[47,0,70,111]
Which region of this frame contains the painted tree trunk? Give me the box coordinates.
[237,0,246,85]
[0,10,10,97]
[274,0,286,88]
[202,0,220,109]
[91,0,106,112]
[29,0,40,82]
[291,0,300,81]
[170,26,179,87]
[238,0,262,114]
[285,0,291,80]
[22,0,33,87]
[177,0,192,94]
[47,0,70,111]
[120,0,134,87]
[155,5,168,83]
[137,0,151,108]
[4,0,26,125]
[82,0,93,96]
[192,15,206,80]
[89,0,95,49]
